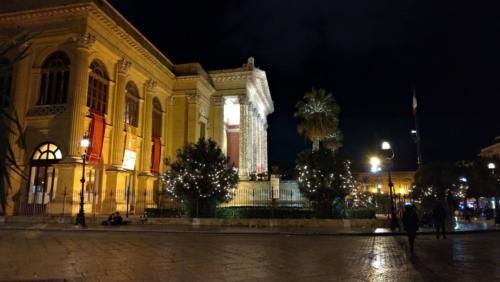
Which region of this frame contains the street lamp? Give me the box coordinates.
[381,140,398,230]
[487,162,500,224]
[75,133,90,227]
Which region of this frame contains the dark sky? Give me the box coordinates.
[109,0,500,171]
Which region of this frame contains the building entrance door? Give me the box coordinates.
[26,143,62,215]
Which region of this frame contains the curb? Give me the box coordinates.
[0,225,498,237]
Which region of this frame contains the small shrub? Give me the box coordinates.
[215,207,314,219]
[144,208,185,218]
[343,208,376,219]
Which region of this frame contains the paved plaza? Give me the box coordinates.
[0,230,498,281]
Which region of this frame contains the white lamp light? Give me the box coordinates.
[381,141,391,150]
[488,163,496,170]
[80,137,90,149]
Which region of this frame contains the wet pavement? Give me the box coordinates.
[0,230,498,281]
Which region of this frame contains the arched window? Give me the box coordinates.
[87,60,109,114]
[32,143,63,162]
[28,143,63,209]
[38,52,70,105]
[0,58,12,107]
[152,98,162,138]
[125,81,139,127]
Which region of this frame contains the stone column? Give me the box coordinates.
[256,116,262,174]
[247,104,254,175]
[210,96,225,146]
[141,79,156,173]
[187,92,199,143]
[67,33,95,160]
[238,95,249,179]
[111,58,132,167]
[263,123,268,173]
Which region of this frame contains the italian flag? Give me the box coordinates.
[412,92,417,116]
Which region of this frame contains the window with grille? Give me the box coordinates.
[0,58,11,107]
[38,52,70,105]
[87,60,109,114]
[152,98,162,138]
[125,81,139,127]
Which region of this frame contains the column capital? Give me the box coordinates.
[211,95,224,106]
[167,96,174,106]
[117,58,132,75]
[238,95,249,105]
[187,92,199,104]
[75,32,96,50]
[145,79,158,92]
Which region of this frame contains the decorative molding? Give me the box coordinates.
[187,93,199,104]
[144,79,157,92]
[76,32,96,49]
[238,95,249,105]
[27,104,66,116]
[167,96,174,106]
[117,58,132,75]
[211,95,224,106]
[86,5,176,79]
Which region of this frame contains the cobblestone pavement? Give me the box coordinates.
[0,230,498,282]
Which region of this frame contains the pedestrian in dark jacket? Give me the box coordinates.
[433,202,447,239]
[403,205,419,253]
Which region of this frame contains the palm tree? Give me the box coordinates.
[0,31,34,214]
[294,88,341,151]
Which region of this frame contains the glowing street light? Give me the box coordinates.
[488,162,496,170]
[370,156,381,167]
[381,141,391,150]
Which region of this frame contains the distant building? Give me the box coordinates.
[353,171,415,196]
[0,0,273,215]
[480,136,500,158]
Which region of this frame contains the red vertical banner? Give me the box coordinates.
[151,137,161,174]
[87,111,106,164]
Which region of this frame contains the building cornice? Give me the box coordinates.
[0,1,176,82]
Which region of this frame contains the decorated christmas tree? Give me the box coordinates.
[163,138,238,217]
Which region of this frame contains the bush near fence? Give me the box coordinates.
[343,208,376,219]
[215,207,314,219]
[144,208,185,218]
[144,206,375,219]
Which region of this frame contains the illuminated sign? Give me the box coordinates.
[122,149,137,170]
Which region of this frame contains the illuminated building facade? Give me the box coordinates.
[0,0,273,215]
[354,171,415,196]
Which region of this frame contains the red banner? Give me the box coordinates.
[87,112,106,164]
[151,137,161,173]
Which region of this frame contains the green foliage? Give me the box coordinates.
[296,148,355,218]
[343,208,376,219]
[144,208,185,218]
[163,138,238,217]
[412,161,458,210]
[455,157,499,198]
[215,207,314,219]
[0,31,35,214]
[294,88,341,151]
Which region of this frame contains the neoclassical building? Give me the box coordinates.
[0,0,273,215]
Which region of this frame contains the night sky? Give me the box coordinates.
[109,0,500,172]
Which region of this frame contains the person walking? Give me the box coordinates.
[403,204,419,253]
[433,202,447,239]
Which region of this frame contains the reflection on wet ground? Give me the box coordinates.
[0,230,498,281]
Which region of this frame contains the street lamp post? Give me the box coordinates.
[380,141,398,230]
[75,134,90,227]
[488,162,500,224]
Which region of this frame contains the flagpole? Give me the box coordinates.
[412,86,423,170]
